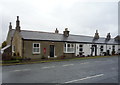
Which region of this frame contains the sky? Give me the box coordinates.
[0,0,119,45]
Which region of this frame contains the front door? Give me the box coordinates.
[107,50,110,55]
[50,45,54,57]
[91,45,97,56]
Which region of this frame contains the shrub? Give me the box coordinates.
[2,53,11,61]
[1,41,7,48]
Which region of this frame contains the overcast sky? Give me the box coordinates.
[0,0,119,45]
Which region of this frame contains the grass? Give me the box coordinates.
[1,55,115,66]
[2,60,20,63]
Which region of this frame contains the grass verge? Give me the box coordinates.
[1,55,115,66]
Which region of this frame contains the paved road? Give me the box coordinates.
[2,56,118,83]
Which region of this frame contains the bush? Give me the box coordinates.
[1,41,7,48]
[2,53,11,61]
[11,56,23,62]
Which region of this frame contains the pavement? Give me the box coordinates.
[2,56,119,84]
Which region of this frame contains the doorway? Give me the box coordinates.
[50,45,54,57]
[91,45,97,56]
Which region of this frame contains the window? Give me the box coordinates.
[101,46,103,48]
[79,45,83,47]
[79,44,83,52]
[100,45,104,52]
[12,45,15,52]
[33,43,40,54]
[64,43,75,53]
[79,48,83,51]
[112,45,115,51]
[112,45,115,49]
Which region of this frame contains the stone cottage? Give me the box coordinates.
[4,16,120,60]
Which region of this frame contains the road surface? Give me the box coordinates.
[2,56,118,84]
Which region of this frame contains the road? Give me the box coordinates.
[2,56,118,83]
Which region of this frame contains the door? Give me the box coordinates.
[91,45,97,56]
[50,45,54,57]
[107,50,110,55]
[94,45,97,56]
[91,45,94,56]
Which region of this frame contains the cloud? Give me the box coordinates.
[1,0,118,45]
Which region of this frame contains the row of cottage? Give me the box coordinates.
[3,16,120,60]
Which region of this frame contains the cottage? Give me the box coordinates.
[4,16,120,60]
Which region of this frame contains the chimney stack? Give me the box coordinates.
[9,22,12,30]
[15,16,21,32]
[106,33,111,41]
[94,30,99,40]
[55,28,59,34]
[63,28,69,37]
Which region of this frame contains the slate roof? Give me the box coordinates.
[10,29,118,44]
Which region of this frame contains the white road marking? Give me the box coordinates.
[41,66,55,69]
[62,64,74,67]
[22,69,31,71]
[12,69,31,72]
[13,70,21,72]
[80,62,89,64]
[64,74,104,83]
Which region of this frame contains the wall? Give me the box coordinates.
[12,31,23,57]
[23,40,64,59]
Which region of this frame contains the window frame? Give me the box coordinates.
[32,43,40,54]
[12,45,15,53]
[64,43,75,53]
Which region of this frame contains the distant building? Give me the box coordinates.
[4,16,120,59]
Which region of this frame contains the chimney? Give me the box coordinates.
[63,28,69,37]
[106,33,111,41]
[55,28,59,34]
[15,16,21,32]
[94,30,99,40]
[9,22,12,30]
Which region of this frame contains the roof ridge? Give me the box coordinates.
[21,29,95,37]
[11,29,113,39]
[21,29,63,34]
[20,29,108,39]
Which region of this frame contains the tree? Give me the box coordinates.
[2,41,7,48]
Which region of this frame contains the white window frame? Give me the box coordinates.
[64,42,75,53]
[12,45,15,53]
[33,43,40,54]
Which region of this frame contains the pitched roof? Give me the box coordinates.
[17,30,118,44]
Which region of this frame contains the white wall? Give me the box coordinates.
[75,43,91,56]
[83,44,91,56]
[75,43,119,56]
